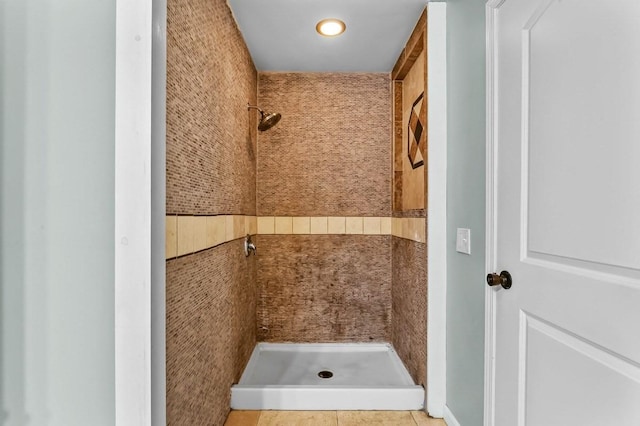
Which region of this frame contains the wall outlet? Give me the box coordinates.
[456,228,471,255]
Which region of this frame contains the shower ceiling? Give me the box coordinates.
[226,0,430,72]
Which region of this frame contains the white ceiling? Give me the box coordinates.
[227,0,429,73]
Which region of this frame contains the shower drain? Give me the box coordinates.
[317,370,333,379]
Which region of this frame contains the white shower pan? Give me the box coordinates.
[230,343,424,410]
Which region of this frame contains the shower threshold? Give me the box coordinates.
[230,343,424,410]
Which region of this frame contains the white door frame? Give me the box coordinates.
[150,0,168,423]
[483,1,503,425]
[113,1,445,423]
[114,0,154,424]
[426,2,448,418]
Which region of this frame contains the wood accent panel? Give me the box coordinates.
[392,7,428,214]
[392,10,427,81]
[402,50,427,210]
[394,81,404,212]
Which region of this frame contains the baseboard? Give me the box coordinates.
[443,405,462,426]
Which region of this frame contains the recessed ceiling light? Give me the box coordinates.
[316,18,346,37]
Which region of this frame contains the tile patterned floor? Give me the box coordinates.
[225,410,447,426]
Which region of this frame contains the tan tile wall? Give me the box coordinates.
[257,235,392,342]
[391,12,428,387]
[252,72,427,361]
[166,242,257,426]
[226,410,445,425]
[166,0,258,423]
[392,237,427,386]
[167,0,257,216]
[257,73,392,217]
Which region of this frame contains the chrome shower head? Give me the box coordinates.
[248,104,281,131]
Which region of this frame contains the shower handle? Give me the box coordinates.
[244,234,257,257]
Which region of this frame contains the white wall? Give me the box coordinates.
[445,0,487,424]
[1,0,116,424]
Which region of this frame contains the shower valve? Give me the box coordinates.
[244,234,257,257]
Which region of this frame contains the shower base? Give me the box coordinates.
[230,343,424,410]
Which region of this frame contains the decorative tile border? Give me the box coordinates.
[166,215,258,259]
[166,215,425,259]
[257,216,391,236]
[392,217,426,244]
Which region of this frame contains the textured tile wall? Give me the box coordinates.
[257,73,392,217]
[166,242,257,426]
[390,13,428,387]
[254,73,394,345]
[166,6,428,422]
[257,235,392,342]
[167,0,257,216]
[392,236,427,386]
[166,0,258,423]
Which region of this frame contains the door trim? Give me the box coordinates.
[426,2,447,418]
[484,1,505,425]
[114,0,154,424]
[151,0,168,423]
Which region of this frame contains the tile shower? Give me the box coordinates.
[165,0,427,424]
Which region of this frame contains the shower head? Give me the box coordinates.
[248,104,281,131]
[258,111,282,131]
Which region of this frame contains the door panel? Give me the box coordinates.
[492,0,640,424]
[525,0,640,270]
[523,313,640,425]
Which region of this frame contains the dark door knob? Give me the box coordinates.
[486,270,512,290]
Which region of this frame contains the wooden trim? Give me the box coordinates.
[393,81,404,211]
[422,7,429,210]
[392,7,428,214]
[392,9,427,80]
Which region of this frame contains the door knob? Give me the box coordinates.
[486,270,512,290]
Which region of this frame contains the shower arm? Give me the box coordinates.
[247,103,281,131]
[247,104,264,118]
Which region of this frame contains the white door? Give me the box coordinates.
[488,0,640,425]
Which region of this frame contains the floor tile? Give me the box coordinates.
[337,411,416,425]
[258,411,338,426]
[411,410,447,426]
[225,410,261,426]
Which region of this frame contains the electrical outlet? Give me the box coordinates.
[456,228,471,255]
